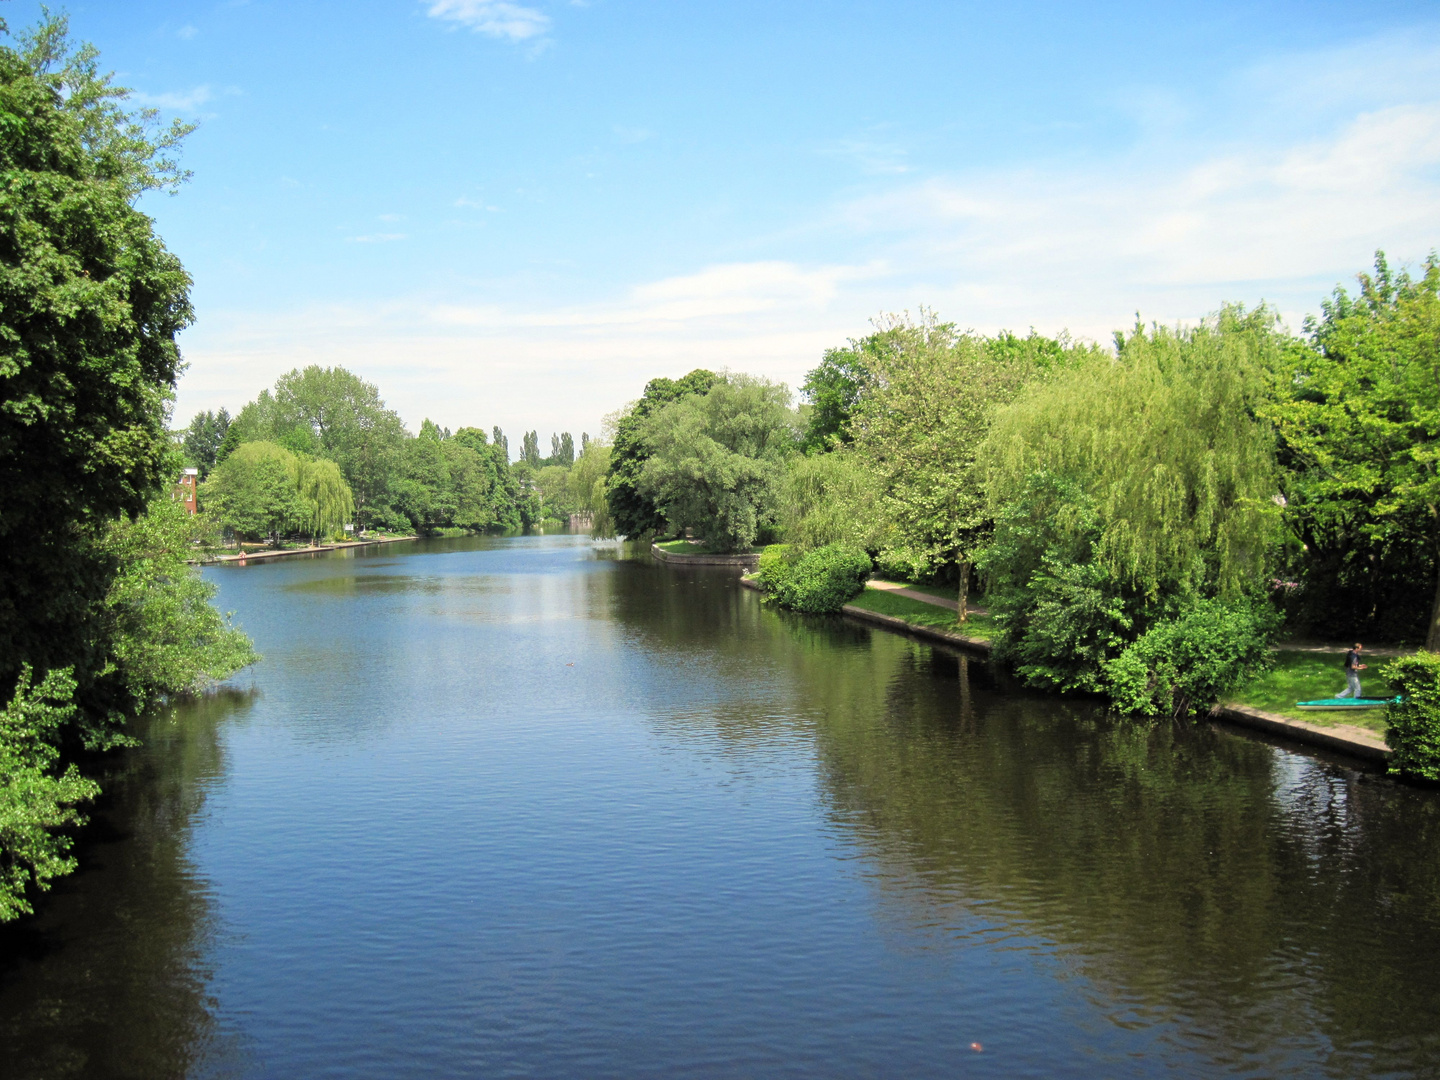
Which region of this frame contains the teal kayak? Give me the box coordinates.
[1295,696,1399,710]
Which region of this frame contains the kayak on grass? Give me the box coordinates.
[1295,696,1401,710]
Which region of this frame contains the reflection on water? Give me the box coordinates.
[1,534,1438,1078]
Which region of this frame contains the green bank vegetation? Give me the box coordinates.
[603,267,1440,773]
[0,17,257,918]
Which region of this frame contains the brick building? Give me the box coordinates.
[174,467,199,515]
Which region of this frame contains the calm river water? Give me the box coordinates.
[3,534,1440,1078]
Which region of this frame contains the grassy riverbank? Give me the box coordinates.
[1225,651,1391,735]
[847,587,997,640]
[656,539,758,556]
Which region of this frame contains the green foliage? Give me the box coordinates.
[1381,652,1440,781]
[758,543,872,614]
[535,463,577,521]
[986,307,1284,602]
[799,344,872,452]
[180,408,230,477]
[569,438,613,536]
[0,15,196,691]
[637,375,800,552]
[1104,599,1276,719]
[296,457,355,540]
[779,448,889,553]
[605,369,718,537]
[850,313,1072,579]
[1263,252,1440,646]
[0,665,100,921]
[202,441,307,541]
[101,494,260,714]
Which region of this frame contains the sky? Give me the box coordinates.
[18,0,1440,449]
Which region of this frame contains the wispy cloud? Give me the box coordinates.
[131,84,213,111]
[349,233,408,243]
[425,0,550,42]
[177,24,199,40]
[822,135,910,175]
[613,124,654,145]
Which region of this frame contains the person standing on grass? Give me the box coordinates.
[1337,643,1367,699]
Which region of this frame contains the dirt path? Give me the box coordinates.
[866,580,989,617]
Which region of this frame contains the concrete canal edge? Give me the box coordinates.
[651,543,761,570]
[211,535,419,564]
[1210,703,1391,765]
[739,576,1391,766]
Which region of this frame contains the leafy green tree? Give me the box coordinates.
[778,448,888,553]
[549,431,575,467]
[850,314,1059,617]
[454,426,523,530]
[799,343,873,452]
[535,464,578,521]
[101,494,259,710]
[180,408,230,477]
[0,14,196,691]
[296,457,355,541]
[980,307,1285,694]
[0,666,100,920]
[605,369,718,537]
[1262,253,1440,648]
[569,438,613,536]
[638,375,800,552]
[521,430,541,468]
[202,441,306,542]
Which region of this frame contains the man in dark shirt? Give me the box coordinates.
[1336,643,1367,699]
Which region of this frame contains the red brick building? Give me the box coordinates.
[174,467,199,514]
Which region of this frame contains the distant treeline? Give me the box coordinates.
[181,367,612,541]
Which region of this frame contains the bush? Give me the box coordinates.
[1104,599,1276,719]
[1382,652,1440,781]
[758,544,872,614]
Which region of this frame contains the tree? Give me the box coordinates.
[1263,252,1440,649]
[979,307,1285,690]
[799,343,873,452]
[521,430,541,468]
[605,369,718,537]
[849,314,1061,618]
[638,375,800,552]
[180,408,230,477]
[296,457,355,542]
[569,438,613,536]
[202,441,307,542]
[550,431,575,467]
[0,14,197,692]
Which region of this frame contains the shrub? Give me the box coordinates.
[1382,652,1440,781]
[1104,599,1276,719]
[759,544,872,615]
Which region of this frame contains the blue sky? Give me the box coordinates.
[20,0,1440,447]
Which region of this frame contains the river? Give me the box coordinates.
[2,533,1438,1078]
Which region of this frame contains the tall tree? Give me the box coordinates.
[850,315,1063,618]
[181,408,230,477]
[1264,253,1440,649]
[201,441,307,542]
[0,13,195,692]
[605,369,718,537]
[521,430,541,468]
[638,375,799,552]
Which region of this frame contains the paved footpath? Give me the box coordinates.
[866,580,989,616]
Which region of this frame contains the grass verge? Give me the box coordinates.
[1225,650,1389,735]
[655,539,754,555]
[848,587,996,640]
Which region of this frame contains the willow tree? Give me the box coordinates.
[980,306,1284,689]
[296,457,355,543]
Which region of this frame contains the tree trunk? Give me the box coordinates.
[957,559,970,625]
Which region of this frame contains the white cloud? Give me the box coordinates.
[131,84,213,111]
[349,233,408,243]
[425,0,550,42]
[177,25,199,40]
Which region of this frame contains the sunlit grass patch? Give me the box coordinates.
[1226,651,1388,735]
[848,587,996,640]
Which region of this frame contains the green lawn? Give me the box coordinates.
[847,587,996,640]
[655,539,755,555]
[1226,650,1391,735]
